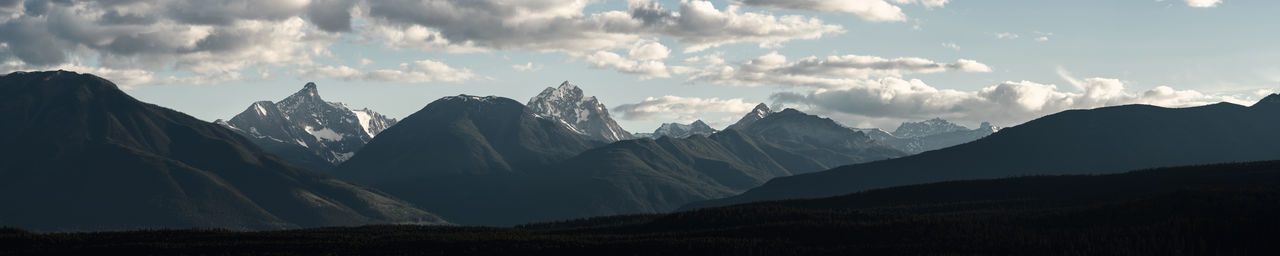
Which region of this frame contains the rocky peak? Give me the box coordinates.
[277,83,326,114]
[892,118,969,138]
[726,103,773,130]
[690,120,712,129]
[526,81,633,142]
[976,122,1000,133]
[639,119,717,139]
[221,82,398,170]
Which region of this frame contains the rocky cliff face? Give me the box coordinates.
[218,82,396,171]
[526,81,634,142]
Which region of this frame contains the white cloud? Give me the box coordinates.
[613,95,759,120]
[301,59,477,83]
[729,0,949,22]
[512,62,544,72]
[770,75,1270,127]
[362,0,844,54]
[628,40,671,60]
[1186,0,1223,8]
[994,32,1020,39]
[581,40,678,79]
[690,52,992,89]
[0,1,340,86]
[941,42,960,50]
[0,0,848,87]
[583,51,672,79]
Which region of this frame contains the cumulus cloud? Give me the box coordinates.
[613,95,759,120]
[582,40,678,79]
[770,76,1269,127]
[300,59,477,83]
[1186,0,1222,8]
[994,32,1020,39]
[729,0,948,22]
[0,0,340,86]
[512,62,543,72]
[362,0,843,53]
[0,0,851,86]
[690,52,992,89]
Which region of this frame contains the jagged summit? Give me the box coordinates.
[856,118,999,155]
[726,103,772,130]
[527,81,634,142]
[558,80,577,90]
[892,118,969,138]
[443,94,508,103]
[638,119,718,139]
[220,82,397,171]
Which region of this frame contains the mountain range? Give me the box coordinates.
[634,120,717,138]
[0,71,446,232]
[334,94,904,225]
[7,71,1280,234]
[686,96,1280,210]
[855,118,999,154]
[217,83,397,172]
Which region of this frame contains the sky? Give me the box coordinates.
[1,0,1277,132]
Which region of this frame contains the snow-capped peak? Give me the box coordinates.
[527,81,633,142]
[892,118,969,138]
[639,120,717,139]
[220,82,397,168]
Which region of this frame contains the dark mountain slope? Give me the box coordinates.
[334,98,902,225]
[741,109,904,167]
[9,161,1280,255]
[333,95,599,225]
[336,95,597,182]
[0,71,446,232]
[491,110,904,225]
[687,99,1280,209]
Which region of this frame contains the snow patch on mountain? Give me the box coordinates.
[305,126,345,141]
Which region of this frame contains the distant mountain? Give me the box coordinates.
[686,97,1280,210]
[725,103,772,130]
[527,81,633,142]
[498,108,905,224]
[0,71,446,232]
[891,118,969,138]
[856,119,999,154]
[217,82,396,172]
[740,109,906,167]
[334,97,902,225]
[333,95,600,224]
[635,120,717,138]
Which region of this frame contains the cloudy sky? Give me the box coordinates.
[2,0,1277,131]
